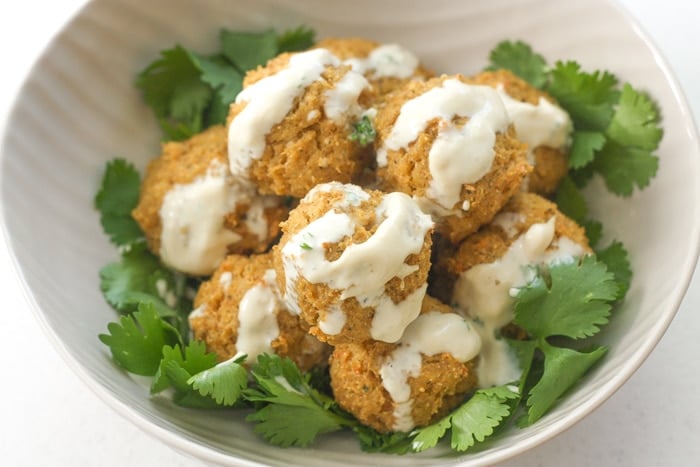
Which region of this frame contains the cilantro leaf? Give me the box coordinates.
[349,115,376,146]
[554,176,587,223]
[606,84,663,150]
[136,46,214,140]
[163,360,224,409]
[248,404,346,447]
[582,219,603,249]
[487,40,548,89]
[94,159,143,246]
[591,141,659,196]
[547,61,619,131]
[245,354,351,447]
[411,416,452,452]
[514,256,618,339]
[190,53,243,106]
[449,392,513,451]
[205,88,232,127]
[99,243,188,322]
[596,241,632,300]
[277,26,316,53]
[220,29,278,72]
[189,354,248,406]
[99,302,181,376]
[354,427,413,454]
[151,340,217,394]
[150,341,240,409]
[568,131,606,169]
[524,343,607,424]
[411,385,519,452]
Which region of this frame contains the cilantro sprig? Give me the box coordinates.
[245,354,355,447]
[488,40,662,197]
[136,27,315,141]
[94,159,144,247]
[411,385,520,452]
[511,256,617,424]
[349,115,377,146]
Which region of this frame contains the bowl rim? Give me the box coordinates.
[1,0,700,465]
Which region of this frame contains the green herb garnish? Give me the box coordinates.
[487,40,662,197]
[349,115,376,146]
[136,27,315,141]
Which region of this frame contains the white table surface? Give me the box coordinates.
[1,1,698,466]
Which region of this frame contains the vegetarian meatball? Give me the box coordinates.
[431,192,591,387]
[131,125,288,276]
[274,182,434,345]
[375,74,531,244]
[189,253,329,371]
[329,295,481,433]
[227,49,375,197]
[470,69,572,194]
[313,37,434,102]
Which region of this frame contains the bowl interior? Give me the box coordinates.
[2,0,699,465]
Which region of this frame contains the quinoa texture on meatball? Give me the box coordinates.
[443,192,591,281]
[470,69,572,194]
[131,125,288,276]
[375,75,530,244]
[432,191,591,306]
[227,49,375,197]
[274,182,434,345]
[314,37,434,101]
[189,253,329,371]
[329,295,481,433]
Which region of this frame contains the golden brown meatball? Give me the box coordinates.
[375,75,531,244]
[432,192,591,310]
[190,253,329,371]
[313,37,434,102]
[330,296,480,433]
[131,125,288,275]
[274,182,433,345]
[227,49,375,197]
[470,70,572,195]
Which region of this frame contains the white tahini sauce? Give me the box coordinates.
[236,269,281,362]
[377,79,509,210]
[155,278,178,308]
[281,184,433,342]
[219,271,233,289]
[188,304,206,321]
[228,49,340,175]
[379,311,482,432]
[345,44,419,79]
[495,86,572,164]
[159,161,242,275]
[318,304,347,336]
[159,160,274,276]
[452,216,585,387]
[303,181,370,206]
[324,70,370,123]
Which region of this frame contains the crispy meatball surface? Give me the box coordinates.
[190,253,329,371]
[330,296,479,433]
[375,75,530,244]
[314,37,434,101]
[470,69,571,194]
[274,182,433,345]
[228,50,375,197]
[132,125,288,274]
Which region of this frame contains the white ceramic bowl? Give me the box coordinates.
[2,0,699,465]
